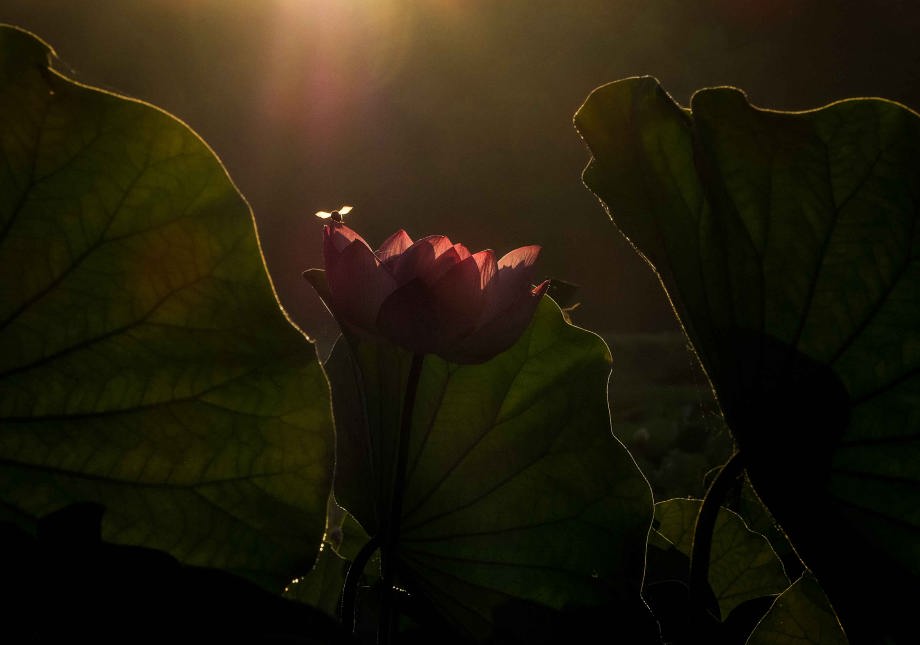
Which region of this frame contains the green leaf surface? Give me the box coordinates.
[325,296,653,640]
[654,498,788,618]
[284,544,348,618]
[575,76,920,641]
[747,575,848,645]
[0,26,333,589]
[734,479,801,581]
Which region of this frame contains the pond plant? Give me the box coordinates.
[1,25,917,644]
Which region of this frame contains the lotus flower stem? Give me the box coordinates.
[379,352,425,644]
[340,532,381,633]
[689,450,744,622]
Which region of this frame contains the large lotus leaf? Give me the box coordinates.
[575,76,920,642]
[284,501,378,617]
[747,574,847,645]
[654,498,788,618]
[284,544,348,618]
[0,26,333,589]
[324,296,653,641]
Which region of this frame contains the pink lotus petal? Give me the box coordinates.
[531,279,550,297]
[375,279,441,355]
[324,223,375,278]
[326,239,397,331]
[479,245,542,324]
[376,229,413,265]
[428,255,484,347]
[392,235,456,286]
[326,222,369,253]
[451,243,472,262]
[427,246,467,286]
[498,244,541,270]
[472,250,497,290]
[495,245,541,295]
[444,282,547,363]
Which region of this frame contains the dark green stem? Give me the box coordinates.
[379,353,425,644]
[340,533,381,632]
[689,451,744,616]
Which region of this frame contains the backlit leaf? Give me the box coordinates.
[325,296,653,641]
[0,25,333,589]
[284,544,348,618]
[747,574,847,645]
[575,76,920,642]
[654,498,788,618]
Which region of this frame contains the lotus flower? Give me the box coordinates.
[315,222,549,363]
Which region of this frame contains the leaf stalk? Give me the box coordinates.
[689,450,744,620]
[379,353,425,644]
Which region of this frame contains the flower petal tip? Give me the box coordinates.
[499,244,542,269]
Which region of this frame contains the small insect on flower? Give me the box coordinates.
[315,205,354,223]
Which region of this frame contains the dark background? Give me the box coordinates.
[3,0,919,350]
